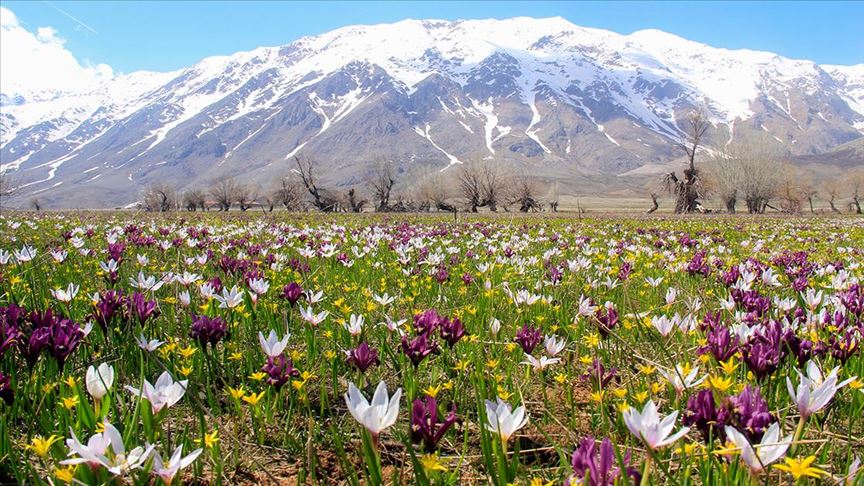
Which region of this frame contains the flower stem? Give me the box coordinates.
[640,455,652,486]
[790,415,807,456]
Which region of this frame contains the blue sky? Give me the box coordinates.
[2,0,863,74]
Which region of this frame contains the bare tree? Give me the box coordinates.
[799,177,818,214]
[415,172,455,212]
[846,169,864,214]
[294,156,339,212]
[182,189,208,211]
[704,153,740,213]
[345,188,367,213]
[663,107,710,213]
[546,181,560,212]
[235,182,258,211]
[507,175,542,212]
[29,198,42,212]
[821,179,842,213]
[369,160,397,211]
[210,178,240,211]
[141,183,177,212]
[271,176,302,211]
[456,161,506,212]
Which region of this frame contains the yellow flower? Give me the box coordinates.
[616,401,631,413]
[719,358,738,375]
[612,388,627,399]
[582,333,600,348]
[708,375,733,393]
[486,359,499,370]
[698,354,711,364]
[179,365,193,377]
[674,442,702,455]
[249,372,267,381]
[178,345,196,359]
[291,350,304,361]
[194,430,219,449]
[849,379,862,390]
[61,395,79,410]
[26,435,62,457]
[496,386,512,401]
[54,465,76,483]
[228,352,243,361]
[579,355,593,365]
[42,382,57,394]
[423,384,443,398]
[453,360,470,372]
[227,386,245,400]
[637,364,656,375]
[505,343,517,353]
[63,376,77,388]
[651,382,664,394]
[774,456,827,480]
[590,391,604,403]
[243,390,266,406]
[324,350,336,360]
[554,373,567,384]
[419,453,447,472]
[530,478,553,486]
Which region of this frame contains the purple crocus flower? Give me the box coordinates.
[581,359,619,389]
[439,317,466,348]
[261,355,300,390]
[0,372,14,405]
[617,262,632,281]
[128,292,160,326]
[0,315,22,358]
[46,319,85,368]
[594,304,618,338]
[189,315,228,348]
[702,325,739,362]
[726,385,774,442]
[741,340,781,380]
[92,290,125,331]
[410,395,459,452]
[433,266,449,284]
[280,282,304,306]
[682,389,728,444]
[413,309,445,335]
[345,342,380,373]
[566,437,639,486]
[401,333,439,368]
[515,324,543,354]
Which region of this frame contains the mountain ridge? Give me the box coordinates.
[1,16,862,207]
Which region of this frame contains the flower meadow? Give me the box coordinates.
[1,213,863,485]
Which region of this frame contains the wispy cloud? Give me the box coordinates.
[44,1,98,35]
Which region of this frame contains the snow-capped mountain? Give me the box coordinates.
[2,17,862,207]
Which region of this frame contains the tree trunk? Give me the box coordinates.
[646,194,659,214]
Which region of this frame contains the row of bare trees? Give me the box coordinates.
[139,155,559,214]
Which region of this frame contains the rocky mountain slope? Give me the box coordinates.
[1,17,862,207]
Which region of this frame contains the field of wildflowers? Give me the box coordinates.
[1,213,862,485]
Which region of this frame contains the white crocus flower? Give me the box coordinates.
[651,314,677,337]
[258,330,289,358]
[248,278,270,295]
[0,249,11,265]
[659,364,706,395]
[345,314,364,336]
[130,271,164,292]
[126,372,187,414]
[543,335,566,356]
[344,381,401,437]
[136,335,164,352]
[484,398,529,444]
[85,363,115,400]
[299,306,328,326]
[305,290,325,304]
[723,423,792,475]
[100,259,119,274]
[50,249,68,263]
[645,276,664,288]
[150,445,203,486]
[575,294,597,318]
[14,245,36,263]
[51,283,80,303]
[521,353,561,371]
[62,421,154,476]
[786,360,856,419]
[373,293,395,306]
[489,318,502,336]
[199,282,215,299]
[213,285,244,308]
[801,288,823,310]
[178,290,191,307]
[665,287,678,305]
[623,400,689,450]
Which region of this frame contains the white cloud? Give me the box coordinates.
[0,7,113,100]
